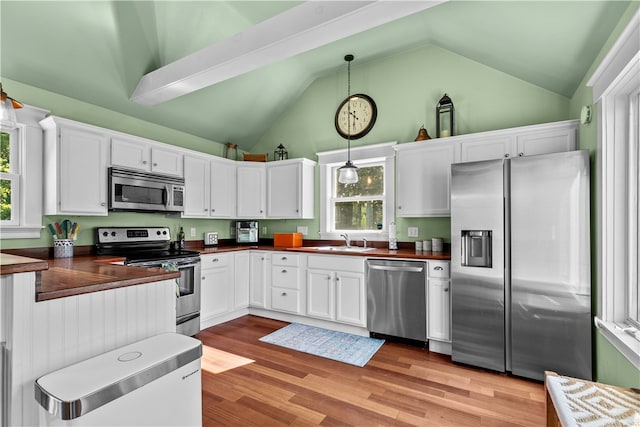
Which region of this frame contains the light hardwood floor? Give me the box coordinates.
[195,315,545,426]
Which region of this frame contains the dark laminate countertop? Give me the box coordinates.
[1,243,450,302]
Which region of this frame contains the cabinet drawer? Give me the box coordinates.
[271,253,299,267]
[428,261,450,278]
[271,288,300,313]
[271,266,300,289]
[308,255,364,273]
[201,253,232,268]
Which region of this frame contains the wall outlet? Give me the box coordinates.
[262,226,268,235]
[190,227,196,237]
[296,226,308,236]
[408,227,419,237]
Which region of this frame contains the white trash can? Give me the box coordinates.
[35,333,202,426]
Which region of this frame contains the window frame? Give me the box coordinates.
[318,141,396,241]
[1,126,23,226]
[588,10,640,369]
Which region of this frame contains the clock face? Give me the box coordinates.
[334,94,377,140]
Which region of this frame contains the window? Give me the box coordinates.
[0,128,20,225]
[318,142,396,240]
[588,11,640,368]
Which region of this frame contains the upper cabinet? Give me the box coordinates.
[40,116,109,216]
[182,154,237,219]
[209,156,237,218]
[111,136,183,176]
[266,159,315,219]
[236,162,266,218]
[458,120,577,163]
[395,140,456,217]
[396,120,578,217]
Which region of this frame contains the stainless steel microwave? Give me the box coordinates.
[108,167,185,213]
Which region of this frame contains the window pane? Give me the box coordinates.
[336,165,383,197]
[1,178,12,220]
[334,200,383,230]
[0,132,10,173]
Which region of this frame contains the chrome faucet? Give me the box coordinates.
[363,237,368,248]
[340,233,351,247]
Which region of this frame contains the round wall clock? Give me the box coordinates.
[334,93,377,140]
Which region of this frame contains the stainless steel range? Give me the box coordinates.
[96,226,201,336]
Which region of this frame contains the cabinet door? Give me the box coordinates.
[200,255,233,321]
[151,147,183,176]
[210,159,236,218]
[234,252,250,309]
[249,252,269,308]
[236,164,265,218]
[516,126,576,157]
[111,137,150,171]
[307,270,334,320]
[396,142,456,216]
[336,272,366,326]
[183,155,210,218]
[459,135,514,163]
[267,163,299,218]
[59,127,108,215]
[428,278,451,342]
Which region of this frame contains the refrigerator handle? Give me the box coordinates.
[504,159,512,373]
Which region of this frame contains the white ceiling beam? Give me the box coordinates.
[131,0,445,105]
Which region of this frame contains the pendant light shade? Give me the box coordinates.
[0,82,23,129]
[338,54,358,184]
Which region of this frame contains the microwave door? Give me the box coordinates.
[111,176,168,211]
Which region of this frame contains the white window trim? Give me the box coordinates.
[318,141,396,241]
[588,10,640,369]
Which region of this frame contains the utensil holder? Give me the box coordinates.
[54,239,74,258]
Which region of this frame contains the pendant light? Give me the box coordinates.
[338,54,358,184]
[0,82,23,129]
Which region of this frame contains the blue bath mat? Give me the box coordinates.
[259,323,384,367]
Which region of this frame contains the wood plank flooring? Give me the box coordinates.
[195,315,545,426]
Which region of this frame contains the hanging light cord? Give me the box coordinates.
[346,54,353,163]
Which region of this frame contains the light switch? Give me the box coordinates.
[408,227,419,237]
[190,227,196,237]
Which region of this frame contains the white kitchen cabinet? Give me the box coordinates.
[249,251,270,308]
[427,260,451,353]
[234,251,250,310]
[200,253,233,325]
[266,159,315,219]
[270,252,304,314]
[306,255,366,327]
[183,154,210,218]
[395,140,456,217]
[236,162,266,218]
[210,157,236,218]
[458,120,577,163]
[40,116,109,215]
[111,136,183,176]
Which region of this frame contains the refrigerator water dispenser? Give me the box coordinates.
[461,230,492,267]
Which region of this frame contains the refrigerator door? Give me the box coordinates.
[451,159,506,372]
[510,150,591,381]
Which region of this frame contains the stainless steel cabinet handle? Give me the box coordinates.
[153,162,158,167]
[504,153,510,158]
[281,269,287,273]
[100,202,106,206]
[398,205,402,210]
[368,265,424,273]
[281,256,287,260]
[281,292,287,296]
[202,277,206,280]
[444,287,449,292]
[518,152,524,157]
[142,160,148,164]
[204,208,208,211]
[212,258,219,262]
[434,266,444,271]
[211,208,215,212]
[327,276,331,280]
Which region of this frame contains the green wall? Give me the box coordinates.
[568,3,640,388]
[252,43,570,241]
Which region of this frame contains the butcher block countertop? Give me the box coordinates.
[1,242,450,302]
[1,253,180,302]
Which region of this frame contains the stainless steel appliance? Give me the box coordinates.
[234,221,259,244]
[108,167,185,213]
[96,227,201,336]
[450,150,591,381]
[366,259,427,342]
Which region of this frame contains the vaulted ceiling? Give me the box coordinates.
[0,1,630,151]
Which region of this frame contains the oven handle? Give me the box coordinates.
[165,184,172,209]
[128,257,201,269]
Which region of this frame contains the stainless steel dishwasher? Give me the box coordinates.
[366,259,427,342]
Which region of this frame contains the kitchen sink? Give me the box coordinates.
[313,246,375,253]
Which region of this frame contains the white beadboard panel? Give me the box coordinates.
[5,276,176,426]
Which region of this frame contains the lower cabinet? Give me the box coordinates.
[200,253,233,323]
[307,255,366,327]
[270,252,304,314]
[427,260,452,354]
[234,251,250,310]
[249,251,270,308]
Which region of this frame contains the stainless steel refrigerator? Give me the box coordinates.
[450,150,592,381]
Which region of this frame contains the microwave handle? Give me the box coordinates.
[165,184,172,208]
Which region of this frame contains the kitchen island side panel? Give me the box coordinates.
[5,273,176,426]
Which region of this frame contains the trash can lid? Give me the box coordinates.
[35,332,202,420]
